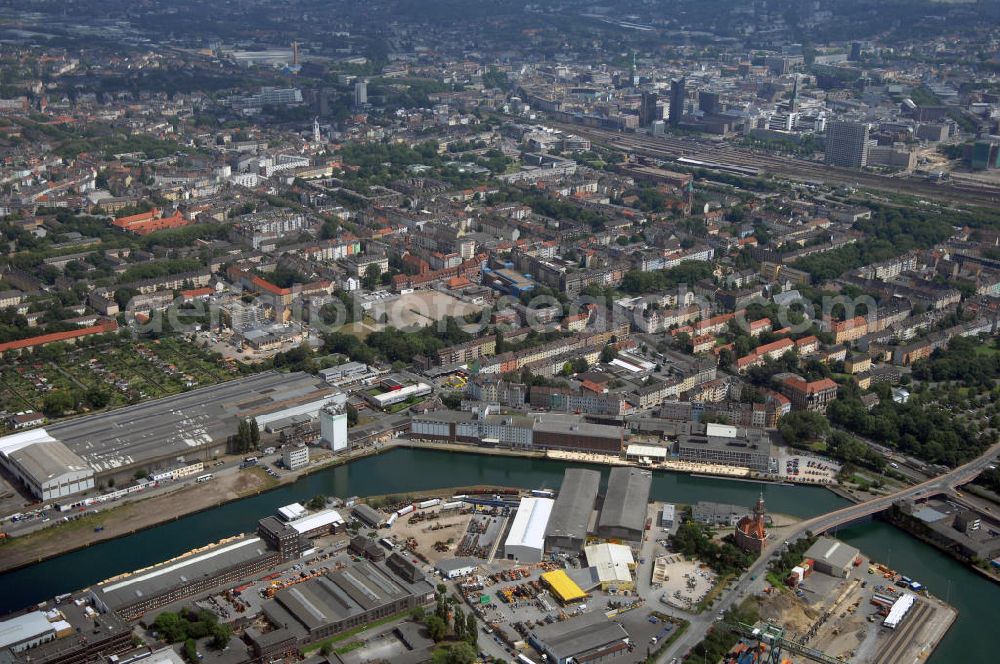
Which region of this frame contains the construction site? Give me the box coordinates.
[742,543,957,664]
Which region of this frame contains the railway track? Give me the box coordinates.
[552,123,1000,208]
[871,599,931,664]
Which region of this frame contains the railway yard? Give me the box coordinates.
[554,123,1000,208]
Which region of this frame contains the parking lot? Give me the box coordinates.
[778,449,840,484]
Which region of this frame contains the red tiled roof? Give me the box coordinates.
[795,335,819,348]
[0,320,118,353]
[181,287,214,299]
[249,275,292,296]
[114,208,159,225]
[755,337,794,355]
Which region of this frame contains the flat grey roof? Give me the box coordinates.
[692,501,747,521]
[676,433,770,454]
[531,611,628,660]
[545,469,601,544]
[97,536,270,609]
[598,467,651,535]
[351,503,385,525]
[532,416,622,439]
[48,371,330,473]
[805,536,860,570]
[434,557,479,573]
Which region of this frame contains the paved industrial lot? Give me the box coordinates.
[48,371,331,474]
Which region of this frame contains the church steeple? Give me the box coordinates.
[754,492,766,518]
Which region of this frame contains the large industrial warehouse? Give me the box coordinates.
[0,429,94,501]
[544,469,601,554]
[805,536,861,578]
[30,371,341,487]
[597,467,652,542]
[261,553,435,642]
[93,535,280,621]
[504,496,554,562]
[528,611,630,664]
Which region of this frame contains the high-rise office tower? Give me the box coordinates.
[669,78,686,126]
[698,90,720,116]
[354,80,368,108]
[639,91,659,127]
[825,121,871,168]
[313,117,321,144]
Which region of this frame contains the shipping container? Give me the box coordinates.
[418,499,441,509]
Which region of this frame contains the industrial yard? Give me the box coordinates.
[0,463,963,664]
[363,290,485,331]
[754,540,957,664]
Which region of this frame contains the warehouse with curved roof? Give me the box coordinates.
[0,429,94,501]
[504,496,554,563]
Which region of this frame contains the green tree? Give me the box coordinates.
[362,263,381,290]
[183,639,198,663]
[425,615,448,642]
[465,613,477,646]
[153,612,185,642]
[85,388,111,409]
[452,607,465,641]
[210,622,231,649]
[445,642,477,664]
[306,495,327,510]
[42,390,77,417]
[600,345,618,363]
[441,392,463,409]
[778,410,831,448]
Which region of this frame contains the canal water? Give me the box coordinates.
[0,448,988,662]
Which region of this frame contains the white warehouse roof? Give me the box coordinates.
[626,443,668,459]
[584,543,634,585]
[278,503,307,521]
[883,593,916,629]
[289,509,344,534]
[705,422,738,438]
[0,428,94,497]
[0,611,53,650]
[0,428,60,455]
[505,497,554,554]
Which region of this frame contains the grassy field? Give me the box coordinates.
[973,343,1000,357]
